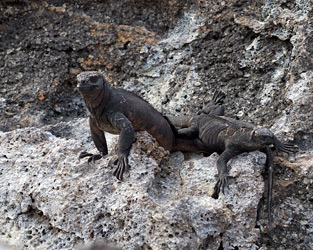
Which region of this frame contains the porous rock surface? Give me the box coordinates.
[1,0,313,249]
[0,119,265,250]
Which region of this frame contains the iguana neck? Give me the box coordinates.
[85,83,111,117]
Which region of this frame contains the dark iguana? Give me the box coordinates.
[168,92,297,229]
[77,71,210,180]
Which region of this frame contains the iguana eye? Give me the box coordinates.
[89,76,98,83]
[259,135,268,141]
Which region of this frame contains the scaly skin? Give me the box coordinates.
[169,91,297,230]
[77,71,210,180]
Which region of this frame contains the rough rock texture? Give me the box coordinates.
[0,119,266,250]
[1,0,313,249]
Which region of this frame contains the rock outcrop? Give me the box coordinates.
[1,119,266,249]
[0,0,312,249]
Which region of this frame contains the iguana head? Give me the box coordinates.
[77,71,106,93]
[252,127,275,146]
[77,71,110,109]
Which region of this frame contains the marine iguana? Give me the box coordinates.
[77,71,210,180]
[169,101,297,229]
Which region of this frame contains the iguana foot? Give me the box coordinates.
[274,137,299,153]
[203,90,226,115]
[212,90,226,105]
[79,151,93,158]
[113,153,130,181]
[79,151,102,164]
[212,174,228,199]
[278,143,298,153]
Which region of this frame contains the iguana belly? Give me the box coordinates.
[96,119,120,134]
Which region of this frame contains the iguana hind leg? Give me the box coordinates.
[203,106,225,116]
[173,138,214,154]
[203,90,225,116]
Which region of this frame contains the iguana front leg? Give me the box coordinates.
[109,112,134,181]
[212,147,240,199]
[79,116,108,163]
[274,136,298,153]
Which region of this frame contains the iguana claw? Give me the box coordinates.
[212,90,226,105]
[79,151,93,159]
[212,174,228,199]
[113,152,130,181]
[79,151,103,164]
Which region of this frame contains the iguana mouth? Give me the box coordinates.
[77,80,94,89]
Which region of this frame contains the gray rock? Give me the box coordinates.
[0,119,266,249]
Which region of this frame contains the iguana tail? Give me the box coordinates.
[262,146,274,231]
[268,163,273,231]
[166,116,195,128]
